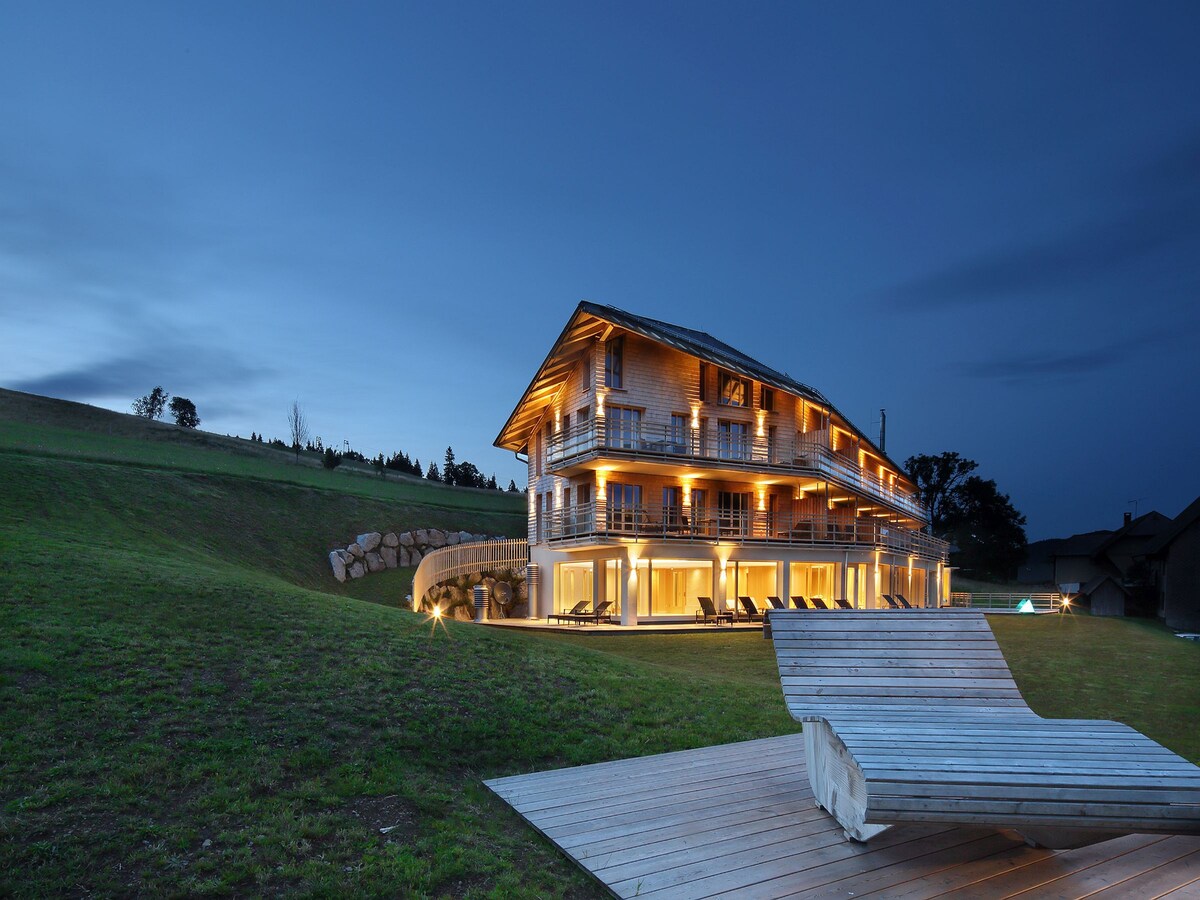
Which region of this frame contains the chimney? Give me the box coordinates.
[1123,511,1132,527]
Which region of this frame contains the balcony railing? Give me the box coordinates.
[540,501,948,561]
[548,419,927,520]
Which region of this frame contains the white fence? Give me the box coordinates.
[411,538,529,609]
[948,592,1063,612]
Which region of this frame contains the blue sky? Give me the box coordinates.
[2,1,1198,538]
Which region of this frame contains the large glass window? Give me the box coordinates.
[607,482,642,531]
[718,491,750,536]
[637,560,714,617]
[718,420,748,460]
[555,561,594,611]
[691,488,710,536]
[790,562,837,605]
[604,336,624,389]
[669,414,688,454]
[607,405,641,449]
[719,370,749,407]
[725,561,778,607]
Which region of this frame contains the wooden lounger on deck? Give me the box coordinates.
[769,609,1200,849]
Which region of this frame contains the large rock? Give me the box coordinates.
[409,547,423,564]
[348,561,366,579]
[329,551,346,582]
[399,531,415,547]
[382,532,399,548]
[357,532,382,553]
[445,531,460,546]
[380,546,398,569]
[365,551,386,573]
[427,530,446,549]
[413,529,429,548]
[458,530,473,544]
[347,543,365,559]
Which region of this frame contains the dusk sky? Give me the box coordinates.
[3,2,1198,540]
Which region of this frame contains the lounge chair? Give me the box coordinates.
[881,594,900,609]
[766,596,786,610]
[832,597,853,609]
[808,597,830,610]
[769,609,1200,848]
[790,596,807,609]
[695,596,732,626]
[547,600,589,624]
[558,599,614,626]
[894,593,914,608]
[738,596,763,622]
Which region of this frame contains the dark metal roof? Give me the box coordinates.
[1144,495,1200,557]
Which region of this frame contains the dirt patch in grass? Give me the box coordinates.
[339,794,420,845]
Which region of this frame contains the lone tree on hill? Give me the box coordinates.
[443,446,457,486]
[322,447,341,469]
[287,401,309,462]
[507,479,520,492]
[904,451,978,533]
[426,461,441,482]
[132,386,169,420]
[168,396,200,428]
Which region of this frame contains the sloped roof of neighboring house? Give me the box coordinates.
[1051,530,1112,558]
[1079,575,1131,598]
[495,301,910,480]
[1143,495,1200,557]
[1092,511,1171,556]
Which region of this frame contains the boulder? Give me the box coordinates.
[365,551,386,573]
[357,532,382,553]
[444,531,460,546]
[347,543,365,559]
[348,561,366,579]
[398,531,415,547]
[458,531,473,544]
[413,529,429,547]
[382,532,399,548]
[380,546,398,569]
[409,547,423,564]
[329,551,346,582]
[427,530,447,549]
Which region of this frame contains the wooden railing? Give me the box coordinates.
[548,418,926,520]
[948,592,1063,612]
[411,538,529,609]
[542,501,948,561]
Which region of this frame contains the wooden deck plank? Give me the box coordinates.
[484,736,1200,899]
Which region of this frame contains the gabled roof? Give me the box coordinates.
[1144,495,1200,557]
[494,302,907,477]
[1093,511,1170,556]
[1080,575,1131,598]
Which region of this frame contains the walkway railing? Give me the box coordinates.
[948,591,1063,612]
[548,418,927,520]
[542,501,948,561]
[411,538,530,608]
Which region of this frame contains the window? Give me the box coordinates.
[760,386,774,412]
[606,482,642,531]
[698,362,709,402]
[669,414,688,454]
[718,491,751,536]
[607,405,641,449]
[604,336,624,389]
[662,486,682,528]
[718,420,748,460]
[691,488,709,534]
[718,370,749,407]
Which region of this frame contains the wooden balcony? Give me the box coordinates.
[547,419,928,521]
[540,501,949,561]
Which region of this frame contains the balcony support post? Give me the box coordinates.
[619,555,637,626]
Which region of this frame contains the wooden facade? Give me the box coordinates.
[496,303,950,624]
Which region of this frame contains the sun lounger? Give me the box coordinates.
[738,596,764,622]
[833,597,853,609]
[767,596,786,610]
[557,599,614,626]
[881,594,900,609]
[769,609,1200,849]
[808,597,830,610]
[696,596,732,626]
[894,594,914,609]
[547,600,589,624]
[790,596,807,609]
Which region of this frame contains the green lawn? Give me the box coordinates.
[1,392,1197,896]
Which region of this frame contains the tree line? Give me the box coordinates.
[131,386,200,428]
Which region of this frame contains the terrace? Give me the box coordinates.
[542,500,949,561]
[548,417,927,520]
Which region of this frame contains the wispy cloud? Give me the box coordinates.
[882,132,1200,311]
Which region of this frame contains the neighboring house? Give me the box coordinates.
[1078,576,1131,618]
[1028,512,1171,590]
[1143,495,1200,632]
[494,302,949,624]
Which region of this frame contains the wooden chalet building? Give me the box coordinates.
[495,302,950,624]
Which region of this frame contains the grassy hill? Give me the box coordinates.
[0,389,1197,896]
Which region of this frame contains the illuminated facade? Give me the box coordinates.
[495,302,950,624]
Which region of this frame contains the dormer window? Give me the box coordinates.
[604,337,624,389]
[760,387,774,412]
[718,370,749,407]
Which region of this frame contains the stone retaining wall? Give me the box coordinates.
[328,529,500,582]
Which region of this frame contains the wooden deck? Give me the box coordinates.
[482,618,766,635]
[485,734,1200,898]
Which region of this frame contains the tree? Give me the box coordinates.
[322,447,342,469]
[941,476,1028,581]
[426,461,441,482]
[132,386,169,420]
[373,453,386,479]
[904,452,978,534]
[443,446,457,486]
[287,401,309,462]
[507,479,519,493]
[487,473,498,490]
[168,396,200,428]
